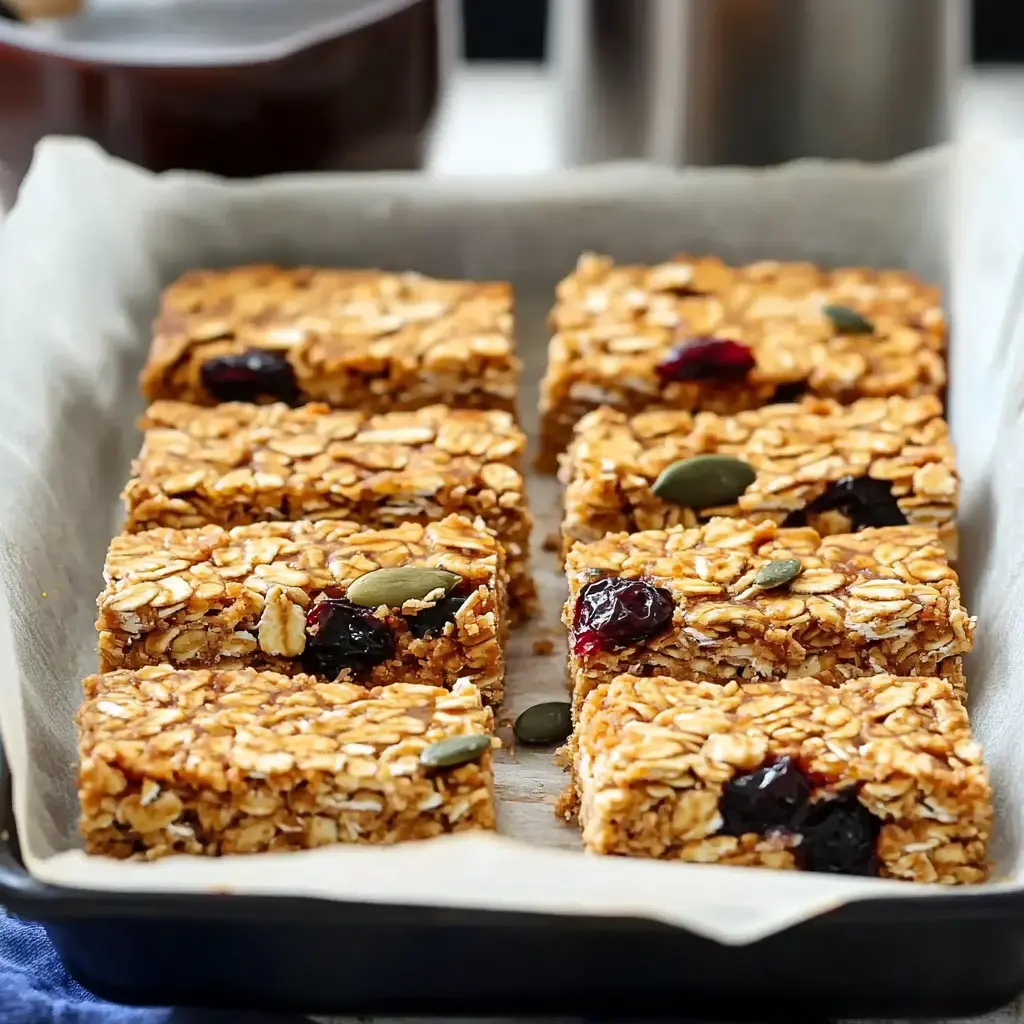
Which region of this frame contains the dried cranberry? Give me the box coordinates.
[795,792,880,876]
[301,595,394,678]
[200,350,298,404]
[572,576,673,657]
[405,585,470,639]
[719,757,811,836]
[656,337,755,384]
[784,475,907,530]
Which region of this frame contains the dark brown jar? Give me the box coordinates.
[0,0,442,205]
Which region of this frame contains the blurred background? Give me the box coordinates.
[446,0,1024,176]
[462,0,1023,63]
[0,0,1022,199]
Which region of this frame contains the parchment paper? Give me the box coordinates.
[0,136,1022,946]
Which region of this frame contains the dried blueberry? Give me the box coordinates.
[768,381,808,404]
[783,475,907,530]
[796,791,881,876]
[200,350,298,404]
[302,595,394,677]
[656,337,755,384]
[572,576,674,658]
[405,585,471,639]
[719,757,811,836]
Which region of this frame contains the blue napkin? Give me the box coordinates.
[0,913,309,1024]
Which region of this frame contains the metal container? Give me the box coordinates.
[552,0,966,167]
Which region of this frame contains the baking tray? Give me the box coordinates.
[1,138,1023,1018]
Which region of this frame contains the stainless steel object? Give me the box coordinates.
[552,0,966,166]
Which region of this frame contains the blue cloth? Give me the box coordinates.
[0,913,308,1024]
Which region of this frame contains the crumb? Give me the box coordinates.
[532,638,555,656]
[555,787,578,822]
[542,530,560,552]
[493,722,517,759]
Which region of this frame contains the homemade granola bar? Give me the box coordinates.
[572,673,990,884]
[140,265,520,414]
[97,514,508,703]
[564,518,972,714]
[560,395,958,560]
[124,401,535,616]
[538,253,947,470]
[78,666,496,859]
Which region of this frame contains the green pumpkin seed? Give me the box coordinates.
[513,702,572,746]
[652,455,756,509]
[822,304,874,335]
[420,733,492,769]
[754,558,803,590]
[347,567,461,609]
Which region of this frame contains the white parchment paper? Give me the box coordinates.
[0,136,1022,946]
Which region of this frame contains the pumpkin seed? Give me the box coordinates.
[347,567,461,609]
[652,455,756,509]
[513,702,572,746]
[822,304,874,335]
[754,558,803,590]
[419,733,492,769]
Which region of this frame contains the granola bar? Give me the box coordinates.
[124,401,535,616]
[572,673,990,884]
[97,514,508,703]
[538,253,947,470]
[78,666,496,859]
[140,265,520,414]
[560,395,957,561]
[564,518,972,714]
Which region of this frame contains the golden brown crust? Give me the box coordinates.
[125,401,535,615]
[573,673,990,884]
[78,667,495,858]
[97,514,508,703]
[560,395,957,559]
[539,254,947,468]
[141,265,520,414]
[564,519,972,712]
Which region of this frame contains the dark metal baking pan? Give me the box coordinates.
[1,741,1022,1019]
